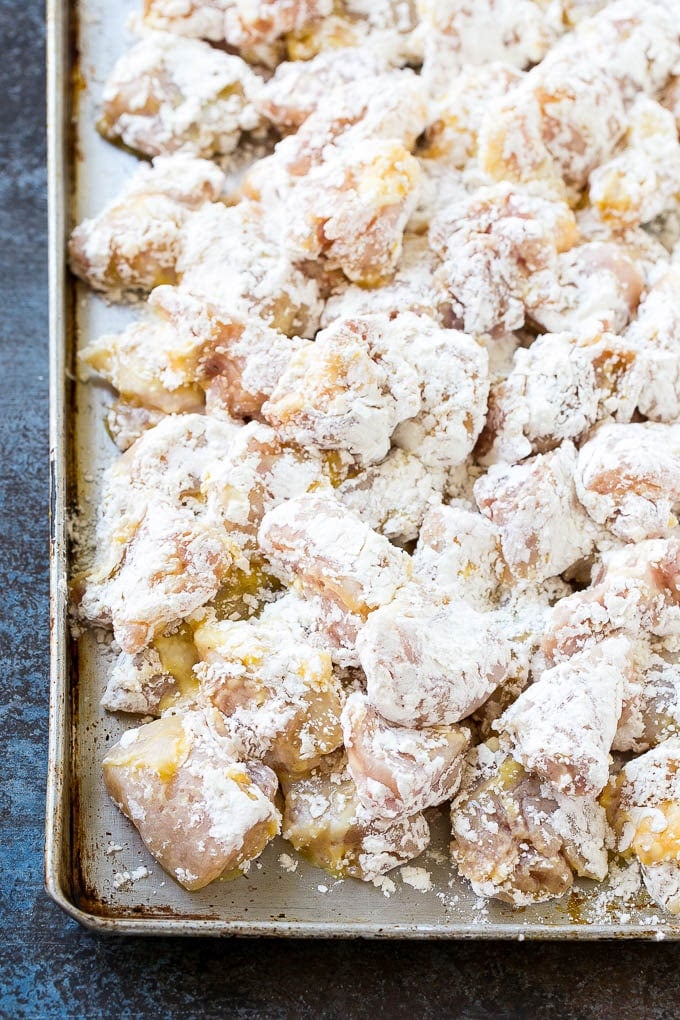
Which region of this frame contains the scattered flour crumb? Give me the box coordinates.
[105,842,123,855]
[278,853,299,874]
[400,866,433,892]
[317,884,328,893]
[372,875,397,897]
[113,866,150,889]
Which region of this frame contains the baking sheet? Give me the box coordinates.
[45,0,680,937]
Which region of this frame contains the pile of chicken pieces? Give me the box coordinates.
[72,0,680,914]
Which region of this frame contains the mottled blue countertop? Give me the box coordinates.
[3,1,680,1016]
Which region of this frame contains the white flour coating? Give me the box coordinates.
[69,155,225,298]
[474,442,598,582]
[337,449,443,543]
[623,266,680,422]
[614,644,680,752]
[99,30,263,159]
[258,493,411,616]
[101,647,173,715]
[143,0,333,50]
[103,709,280,890]
[358,582,513,727]
[342,691,470,818]
[496,636,630,796]
[575,422,680,542]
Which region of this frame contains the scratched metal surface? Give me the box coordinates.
[45,0,680,940]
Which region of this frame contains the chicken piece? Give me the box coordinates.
[103,710,280,890]
[590,96,680,229]
[606,736,680,914]
[357,583,513,727]
[280,750,430,880]
[321,234,442,326]
[429,183,578,335]
[623,265,680,422]
[101,624,200,715]
[98,31,263,160]
[413,502,504,609]
[262,316,420,467]
[193,615,343,772]
[451,739,608,906]
[418,0,561,99]
[69,155,224,299]
[478,326,643,467]
[256,34,406,129]
[259,590,363,670]
[496,637,629,797]
[525,242,642,335]
[479,59,626,192]
[284,138,421,286]
[576,205,671,286]
[143,0,333,49]
[387,312,490,475]
[78,415,243,653]
[80,285,307,418]
[342,691,470,819]
[575,422,680,542]
[542,538,680,664]
[420,63,524,171]
[474,442,597,582]
[337,449,442,544]
[258,493,412,619]
[614,646,680,753]
[176,200,323,338]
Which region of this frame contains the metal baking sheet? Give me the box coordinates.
[46,0,680,937]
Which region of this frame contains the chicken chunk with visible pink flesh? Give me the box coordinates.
[103,710,281,890]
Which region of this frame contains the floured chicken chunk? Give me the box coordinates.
[623,265,680,423]
[176,200,323,338]
[280,750,430,879]
[101,624,199,715]
[283,138,421,285]
[590,96,680,229]
[69,155,224,299]
[79,415,242,653]
[542,538,680,664]
[451,739,609,906]
[259,493,411,618]
[80,285,306,418]
[418,0,562,98]
[193,615,343,772]
[143,0,333,50]
[474,442,597,581]
[256,34,406,129]
[430,183,578,335]
[259,590,363,669]
[478,326,643,466]
[575,422,680,542]
[606,736,680,914]
[614,645,680,752]
[420,63,524,171]
[413,502,504,608]
[98,31,263,160]
[480,60,626,194]
[357,583,513,727]
[342,691,470,819]
[337,449,441,543]
[262,316,420,467]
[496,637,629,796]
[103,710,281,890]
[321,234,441,325]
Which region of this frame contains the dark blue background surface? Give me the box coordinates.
[3,1,680,1015]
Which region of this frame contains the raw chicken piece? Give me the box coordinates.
[69,155,224,299]
[496,637,629,796]
[101,624,199,715]
[342,691,470,819]
[258,493,412,618]
[193,615,343,772]
[575,422,680,542]
[451,739,608,906]
[606,735,680,914]
[143,0,333,49]
[103,709,281,890]
[623,266,680,422]
[98,31,263,159]
[429,183,578,335]
[474,442,597,581]
[357,583,513,727]
[614,644,680,752]
[280,750,430,880]
[262,316,421,467]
